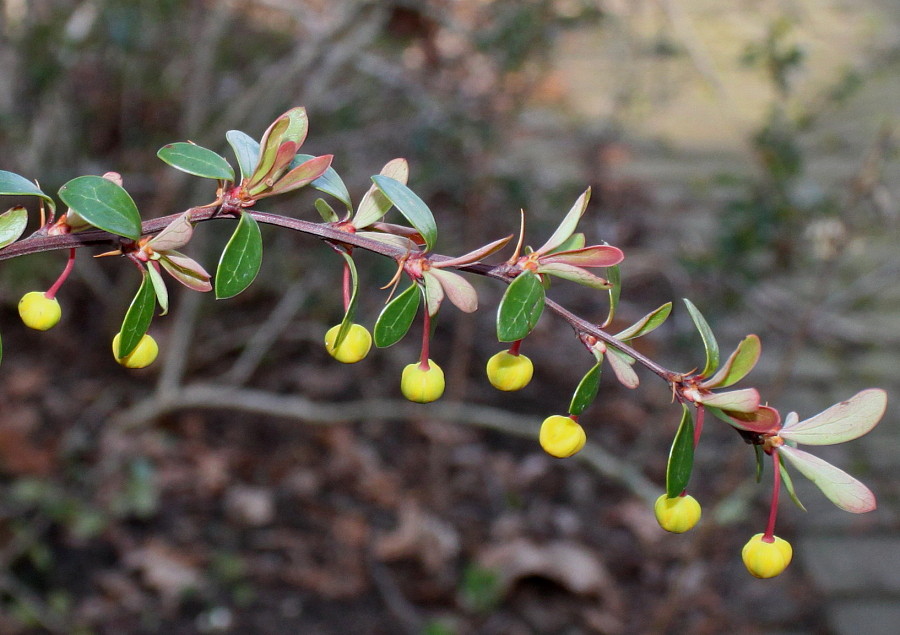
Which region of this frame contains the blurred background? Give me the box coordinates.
[0,0,898,633]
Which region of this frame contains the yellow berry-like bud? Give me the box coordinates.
[112,333,159,369]
[539,415,586,458]
[742,533,793,579]
[654,494,702,533]
[486,351,533,391]
[324,323,372,364]
[18,291,61,331]
[400,360,445,403]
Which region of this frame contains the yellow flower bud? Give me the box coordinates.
[401,360,445,403]
[654,494,702,533]
[539,415,586,458]
[18,291,61,331]
[112,333,159,369]
[742,533,793,579]
[324,323,372,364]
[486,350,533,391]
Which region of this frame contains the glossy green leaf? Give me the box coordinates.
[315,199,339,223]
[603,264,621,328]
[157,142,235,181]
[614,302,672,341]
[496,271,545,342]
[0,206,28,249]
[779,460,807,512]
[0,170,55,212]
[58,175,142,240]
[292,153,351,209]
[569,362,602,416]
[374,282,420,348]
[117,272,156,358]
[701,334,761,389]
[372,175,437,251]
[683,298,719,378]
[226,130,260,182]
[215,212,263,299]
[146,263,169,315]
[779,389,887,446]
[666,404,695,498]
[353,158,409,229]
[535,188,590,255]
[778,445,876,513]
[333,252,360,350]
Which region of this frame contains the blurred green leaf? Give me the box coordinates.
[569,362,602,416]
[226,130,260,182]
[604,263,620,327]
[666,404,695,498]
[374,282,420,348]
[0,170,56,212]
[157,142,235,181]
[779,460,806,511]
[0,206,28,249]
[215,213,262,299]
[117,272,156,358]
[497,271,545,342]
[372,175,437,251]
[58,175,142,240]
[683,298,719,378]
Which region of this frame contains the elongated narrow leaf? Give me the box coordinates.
[538,245,624,268]
[778,445,876,513]
[779,460,807,512]
[292,153,351,209]
[666,404,695,498]
[374,282,420,348]
[701,334,761,389]
[333,252,360,350]
[355,231,418,251]
[58,175,142,239]
[226,130,260,182]
[372,175,437,251]
[315,199,339,222]
[215,213,263,299]
[429,268,478,313]
[265,154,333,197]
[780,389,887,446]
[537,262,610,289]
[614,302,672,341]
[117,273,156,357]
[535,188,591,255]
[0,206,28,249]
[157,142,235,181]
[754,445,764,482]
[683,298,719,378]
[606,347,639,389]
[569,362,602,416]
[354,158,409,229]
[0,170,55,212]
[603,263,621,328]
[148,211,194,251]
[146,263,169,315]
[496,271,545,342]
[697,387,759,414]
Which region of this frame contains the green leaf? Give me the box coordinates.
[374,282,420,348]
[117,272,156,358]
[247,107,308,190]
[333,252,360,350]
[146,263,169,316]
[157,142,235,181]
[536,262,611,289]
[614,302,672,341]
[666,404,695,498]
[546,232,585,255]
[353,158,409,229]
[215,212,263,299]
[754,445,764,482]
[226,130,260,182]
[700,334,761,388]
[0,206,28,249]
[0,170,56,213]
[315,199,339,222]
[535,188,590,255]
[371,175,438,251]
[569,362,602,416]
[58,175,142,240]
[292,153,351,209]
[606,346,639,389]
[779,461,807,512]
[603,264,621,327]
[778,445,875,513]
[496,271,545,342]
[683,298,719,378]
